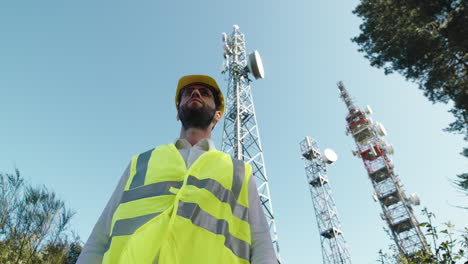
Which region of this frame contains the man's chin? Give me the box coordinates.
[178,103,216,130]
[187,101,204,108]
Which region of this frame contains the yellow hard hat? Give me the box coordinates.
[175,75,225,115]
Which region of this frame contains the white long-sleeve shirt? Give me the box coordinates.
[77,138,277,264]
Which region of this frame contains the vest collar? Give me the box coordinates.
[175,138,216,151]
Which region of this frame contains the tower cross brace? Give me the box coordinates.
[221,25,282,263]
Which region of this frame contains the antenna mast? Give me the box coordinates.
[338,81,431,256]
[300,136,352,264]
[221,25,282,262]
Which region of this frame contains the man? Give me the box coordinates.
[77,75,277,264]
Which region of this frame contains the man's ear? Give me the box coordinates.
[211,111,223,131]
[213,110,222,122]
[176,111,180,121]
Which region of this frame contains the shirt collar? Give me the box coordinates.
[175,138,216,151]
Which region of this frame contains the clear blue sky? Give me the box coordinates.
[1,1,466,263]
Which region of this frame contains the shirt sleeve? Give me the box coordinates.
[76,163,131,264]
[248,175,278,264]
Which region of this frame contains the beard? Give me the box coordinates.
[178,102,216,130]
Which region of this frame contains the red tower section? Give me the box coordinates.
[338,81,431,256]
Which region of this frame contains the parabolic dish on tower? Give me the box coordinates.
[409,193,420,206]
[248,50,265,79]
[385,142,394,155]
[322,148,338,164]
[365,105,373,115]
[376,123,387,137]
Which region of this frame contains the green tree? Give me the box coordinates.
[455,148,468,196]
[377,208,468,263]
[352,0,468,193]
[0,169,82,264]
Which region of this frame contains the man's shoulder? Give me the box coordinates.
[212,152,252,171]
[131,143,175,159]
[131,144,249,168]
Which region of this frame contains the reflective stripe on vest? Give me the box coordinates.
[129,148,153,189]
[186,175,248,221]
[177,201,250,261]
[103,144,252,264]
[104,212,162,251]
[120,181,183,204]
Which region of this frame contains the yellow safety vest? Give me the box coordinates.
[102,144,253,264]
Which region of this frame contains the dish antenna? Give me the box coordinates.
[376,122,387,137]
[247,50,265,79]
[322,148,338,164]
[372,193,379,202]
[221,32,228,42]
[385,142,394,155]
[408,193,420,206]
[365,105,373,115]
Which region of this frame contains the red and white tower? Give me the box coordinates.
[338,81,431,256]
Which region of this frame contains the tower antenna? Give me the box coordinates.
[338,81,431,256]
[300,136,353,264]
[221,25,282,262]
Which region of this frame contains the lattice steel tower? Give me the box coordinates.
[220,25,282,262]
[300,136,352,264]
[338,81,431,256]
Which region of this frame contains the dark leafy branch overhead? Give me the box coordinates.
[352,0,467,135]
[352,0,467,193]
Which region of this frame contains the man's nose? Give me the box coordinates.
[190,89,201,98]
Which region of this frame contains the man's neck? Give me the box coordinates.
[179,127,212,146]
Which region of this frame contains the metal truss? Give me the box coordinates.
[221,25,282,262]
[300,136,353,264]
[338,81,431,256]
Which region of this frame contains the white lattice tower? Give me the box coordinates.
[337,81,431,256]
[300,136,353,264]
[220,25,282,262]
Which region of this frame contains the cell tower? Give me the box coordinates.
[221,25,282,262]
[300,136,353,264]
[337,81,431,256]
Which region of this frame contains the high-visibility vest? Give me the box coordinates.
[102,144,253,264]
